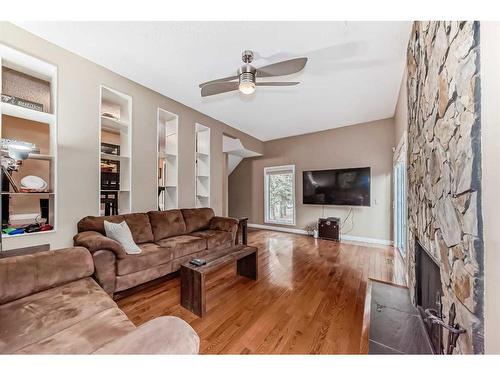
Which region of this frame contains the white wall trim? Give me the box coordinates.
[249,223,308,235]
[341,234,393,246]
[248,223,393,246]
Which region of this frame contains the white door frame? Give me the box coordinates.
[393,131,407,259]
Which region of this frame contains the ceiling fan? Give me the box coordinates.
[199,50,307,97]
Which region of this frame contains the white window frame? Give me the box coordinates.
[264,165,296,225]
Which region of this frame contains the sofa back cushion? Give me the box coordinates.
[148,209,187,242]
[0,247,94,305]
[181,208,215,234]
[77,213,154,244]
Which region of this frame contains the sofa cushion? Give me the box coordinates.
[190,230,233,249]
[0,277,126,354]
[116,243,174,276]
[115,263,173,292]
[156,235,207,258]
[148,209,187,241]
[93,316,199,354]
[181,208,215,233]
[0,247,94,305]
[77,213,154,244]
[15,307,135,354]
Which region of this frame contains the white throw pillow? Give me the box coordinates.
[104,220,142,255]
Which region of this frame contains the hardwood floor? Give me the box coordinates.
[117,229,406,354]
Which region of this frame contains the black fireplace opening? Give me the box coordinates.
[415,239,443,354]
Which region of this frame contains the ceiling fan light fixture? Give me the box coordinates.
[239,81,256,95]
[199,50,307,97]
[238,69,256,95]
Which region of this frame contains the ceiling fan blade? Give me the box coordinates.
[199,75,238,88]
[256,58,308,78]
[256,82,300,86]
[201,81,239,97]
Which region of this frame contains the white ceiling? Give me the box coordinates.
[15,21,412,141]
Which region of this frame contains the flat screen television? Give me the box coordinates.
[302,167,371,206]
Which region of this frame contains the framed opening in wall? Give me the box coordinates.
[98,85,132,216]
[0,43,58,248]
[195,123,210,208]
[157,108,178,210]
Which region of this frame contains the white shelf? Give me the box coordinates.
[159,151,178,158]
[1,102,54,125]
[100,152,130,161]
[27,153,54,161]
[2,229,56,239]
[1,192,54,195]
[1,150,54,160]
[100,115,129,133]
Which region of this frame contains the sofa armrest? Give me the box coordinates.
[0,247,93,304]
[210,216,238,232]
[210,216,239,242]
[93,316,200,354]
[92,250,117,295]
[73,231,127,259]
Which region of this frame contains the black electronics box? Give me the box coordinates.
[318,217,340,241]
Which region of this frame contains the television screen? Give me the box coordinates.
[302,167,371,206]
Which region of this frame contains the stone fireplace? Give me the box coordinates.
[406,21,484,354]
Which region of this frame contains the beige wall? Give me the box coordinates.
[394,68,408,145]
[0,22,263,251]
[480,21,500,354]
[229,118,395,242]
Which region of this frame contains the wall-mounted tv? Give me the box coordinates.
[302,167,371,206]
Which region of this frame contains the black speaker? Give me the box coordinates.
[40,199,49,224]
[318,217,340,241]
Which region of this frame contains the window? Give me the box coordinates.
[264,165,295,225]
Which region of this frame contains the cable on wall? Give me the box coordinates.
[341,207,354,235]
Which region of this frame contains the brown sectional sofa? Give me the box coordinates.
[74,208,239,296]
[0,247,199,354]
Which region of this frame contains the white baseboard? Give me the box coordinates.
[248,223,308,235]
[248,223,393,246]
[340,235,393,246]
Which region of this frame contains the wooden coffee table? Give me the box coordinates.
[180,245,258,317]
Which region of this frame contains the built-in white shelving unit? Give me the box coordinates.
[195,123,210,208]
[99,86,132,215]
[157,108,178,210]
[0,44,58,243]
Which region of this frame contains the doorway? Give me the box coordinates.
[393,133,407,259]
